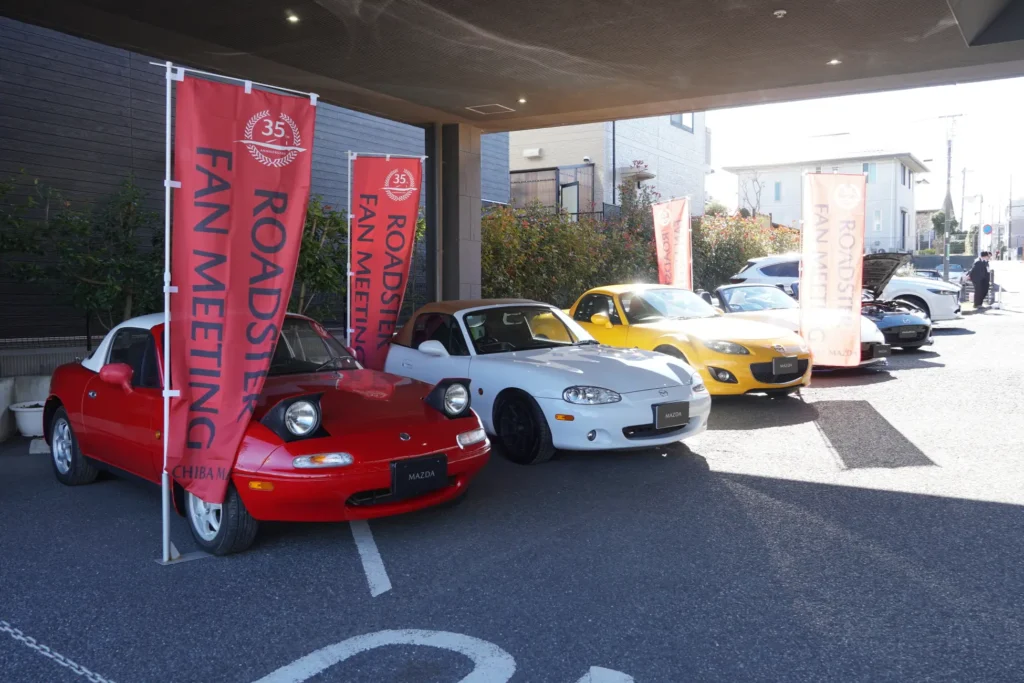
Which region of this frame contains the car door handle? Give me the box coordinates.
[401,361,413,368]
[87,391,97,399]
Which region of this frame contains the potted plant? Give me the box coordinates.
[9,402,45,438]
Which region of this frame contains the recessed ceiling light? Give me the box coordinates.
[827,58,842,66]
[517,97,527,104]
[286,13,300,23]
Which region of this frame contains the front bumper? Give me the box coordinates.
[694,353,813,396]
[930,292,961,322]
[233,442,490,523]
[536,385,711,451]
[882,325,934,348]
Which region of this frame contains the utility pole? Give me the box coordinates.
[939,114,962,281]
[961,168,967,236]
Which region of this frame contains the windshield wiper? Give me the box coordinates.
[573,339,600,346]
[313,357,345,372]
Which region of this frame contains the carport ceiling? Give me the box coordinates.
[4,0,1024,131]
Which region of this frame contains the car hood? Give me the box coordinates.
[476,344,696,394]
[726,308,885,343]
[636,316,803,344]
[254,370,466,443]
[863,252,910,299]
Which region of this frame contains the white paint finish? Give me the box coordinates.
[251,629,517,683]
[385,303,709,450]
[349,520,392,597]
[576,666,636,683]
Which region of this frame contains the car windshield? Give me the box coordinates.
[719,286,797,312]
[949,264,963,272]
[268,318,361,375]
[620,288,718,323]
[463,306,592,355]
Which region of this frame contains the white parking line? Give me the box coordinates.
[349,520,392,597]
[576,666,635,682]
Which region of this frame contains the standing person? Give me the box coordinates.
[968,251,992,309]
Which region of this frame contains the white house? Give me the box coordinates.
[509,113,711,217]
[724,152,929,253]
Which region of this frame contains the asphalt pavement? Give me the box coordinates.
[2,263,1023,682]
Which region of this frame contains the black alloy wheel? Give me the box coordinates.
[495,393,555,465]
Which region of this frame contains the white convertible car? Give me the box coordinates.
[385,300,711,465]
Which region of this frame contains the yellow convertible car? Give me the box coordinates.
[566,284,812,396]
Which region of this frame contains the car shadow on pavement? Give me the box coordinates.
[932,326,975,336]
[886,350,945,371]
[807,369,897,389]
[707,395,819,431]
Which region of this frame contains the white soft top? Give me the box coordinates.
[80,313,165,372]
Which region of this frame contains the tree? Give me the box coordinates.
[1,175,162,330]
[741,171,764,216]
[930,211,959,242]
[705,199,728,216]
[290,196,348,318]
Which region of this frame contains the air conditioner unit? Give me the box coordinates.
[522,148,542,159]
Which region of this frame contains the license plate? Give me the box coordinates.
[772,356,799,375]
[898,329,918,339]
[875,345,891,358]
[391,454,447,500]
[654,402,689,430]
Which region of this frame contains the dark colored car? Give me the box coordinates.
[862,254,934,351]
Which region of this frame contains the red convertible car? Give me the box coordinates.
[44,313,490,555]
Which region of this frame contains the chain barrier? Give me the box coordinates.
[1,619,116,683]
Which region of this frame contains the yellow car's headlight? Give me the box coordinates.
[702,340,750,355]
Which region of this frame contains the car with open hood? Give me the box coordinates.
[384,300,711,465]
[44,313,490,555]
[565,286,813,397]
[731,252,961,321]
[859,253,934,350]
[713,283,891,367]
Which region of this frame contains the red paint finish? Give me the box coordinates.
[44,314,491,527]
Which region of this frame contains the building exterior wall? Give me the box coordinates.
[734,157,916,252]
[510,114,709,213]
[0,17,508,340]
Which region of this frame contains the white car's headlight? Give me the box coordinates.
[702,340,751,355]
[692,380,707,393]
[292,453,353,468]
[285,400,319,436]
[457,428,487,448]
[563,386,621,405]
[444,383,470,416]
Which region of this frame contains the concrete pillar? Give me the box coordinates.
[442,123,482,300]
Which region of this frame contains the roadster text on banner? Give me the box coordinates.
[349,156,423,370]
[799,173,866,368]
[170,76,315,503]
[652,198,692,287]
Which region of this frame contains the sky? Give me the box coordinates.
[705,76,1024,227]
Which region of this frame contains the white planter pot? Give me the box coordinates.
[10,401,45,438]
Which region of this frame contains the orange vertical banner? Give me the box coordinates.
[652,197,692,287]
[800,174,866,367]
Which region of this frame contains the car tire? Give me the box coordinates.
[49,407,99,486]
[494,392,555,465]
[895,295,930,318]
[185,485,259,556]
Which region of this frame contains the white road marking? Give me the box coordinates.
[251,629,517,683]
[28,439,49,455]
[349,520,392,597]
[576,666,635,682]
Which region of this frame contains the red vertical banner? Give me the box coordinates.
[170,77,316,503]
[652,198,692,288]
[800,174,866,368]
[348,156,423,370]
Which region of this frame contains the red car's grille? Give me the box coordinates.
[346,476,457,506]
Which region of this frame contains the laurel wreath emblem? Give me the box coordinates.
[242,110,303,168]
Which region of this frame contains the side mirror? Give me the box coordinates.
[418,340,450,358]
[99,362,133,394]
[590,312,613,329]
[699,291,713,305]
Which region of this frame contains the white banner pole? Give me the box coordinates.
[159,63,183,565]
[347,151,355,348]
